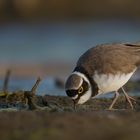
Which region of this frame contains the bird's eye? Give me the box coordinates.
[78,86,84,94]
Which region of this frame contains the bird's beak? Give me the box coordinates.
[72,99,79,110]
[73,100,76,110]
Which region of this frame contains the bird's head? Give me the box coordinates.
[65,72,92,105]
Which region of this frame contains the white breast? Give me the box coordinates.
[93,69,136,95]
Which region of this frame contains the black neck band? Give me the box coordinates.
[73,66,98,97]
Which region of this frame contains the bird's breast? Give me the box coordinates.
[93,69,136,94]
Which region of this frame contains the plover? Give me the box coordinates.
[65,43,140,109]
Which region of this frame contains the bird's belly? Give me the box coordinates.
[93,70,136,94]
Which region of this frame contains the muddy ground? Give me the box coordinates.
[0,95,140,140]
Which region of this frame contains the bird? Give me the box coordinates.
[65,43,140,110]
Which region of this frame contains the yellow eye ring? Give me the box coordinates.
[78,86,84,94]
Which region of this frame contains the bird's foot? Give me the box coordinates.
[121,87,136,110]
[125,95,136,110]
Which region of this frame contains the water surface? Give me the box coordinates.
[0,20,140,96]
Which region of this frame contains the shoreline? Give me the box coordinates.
[0,94,139,111]
[0,62,72,78]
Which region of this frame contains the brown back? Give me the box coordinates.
[77,43,140,75]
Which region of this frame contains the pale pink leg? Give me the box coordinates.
[121,87,136,109]
[109,91,119,110]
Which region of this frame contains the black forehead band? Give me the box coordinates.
[66,89,85,100]
[66,90,78,97]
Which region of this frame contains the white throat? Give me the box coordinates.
[72,71,92,104]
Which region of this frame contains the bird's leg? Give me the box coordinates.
[108,91,119,110]
[121,87,136,109]
[121,87,136,101]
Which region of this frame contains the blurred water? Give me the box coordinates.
[0,20,140,63]
[0,78,65,96]
[0,20,140,96]
[0,77,139,97]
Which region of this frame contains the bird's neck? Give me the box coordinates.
[73,66,99,97]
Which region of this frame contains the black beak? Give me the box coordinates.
[73,100,77,110]
[72,97,80,110]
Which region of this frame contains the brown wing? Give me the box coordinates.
[76,43,140,75]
